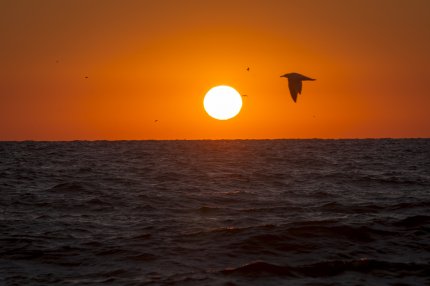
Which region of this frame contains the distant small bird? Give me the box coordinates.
[280,73,315,103]
[154,120,158,123]
[84,76,88,79]
[246,67,250,71]
[241,94,248,97]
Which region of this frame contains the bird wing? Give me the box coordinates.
[297,80,302,94]
[288,79,299,102]
[300,75,315,81]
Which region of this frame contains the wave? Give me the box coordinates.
[285,222,395,242]
[183,221,397,254]
[222,259,430,278]
[47,182,96,194]
[393,215,430,228]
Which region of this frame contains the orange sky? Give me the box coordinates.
[1,0,430,140]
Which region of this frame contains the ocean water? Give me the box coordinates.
[0,139,429,285]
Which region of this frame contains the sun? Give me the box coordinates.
[203,85,242,120]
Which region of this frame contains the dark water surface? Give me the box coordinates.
[1,139,429,285]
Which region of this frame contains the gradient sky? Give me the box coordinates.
[1,0,430,140]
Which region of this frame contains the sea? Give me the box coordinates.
[0,139,429,286]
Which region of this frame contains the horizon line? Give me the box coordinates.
[1,137,429,142]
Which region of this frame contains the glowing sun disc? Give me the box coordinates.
[203,85,242,120]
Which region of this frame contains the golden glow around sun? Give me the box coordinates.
[203,85,242,120]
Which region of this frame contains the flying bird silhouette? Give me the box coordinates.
[280,73,315,103]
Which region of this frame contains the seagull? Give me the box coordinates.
[280,73,315,103]
[246,67,250,71]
